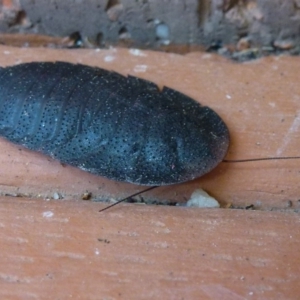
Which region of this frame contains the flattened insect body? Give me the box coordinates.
[0,62,229,185]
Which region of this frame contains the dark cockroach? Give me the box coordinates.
[0,61,299,212]
[0,61,229,186]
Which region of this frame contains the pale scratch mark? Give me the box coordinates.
[5,236,28,244]
[201,285,247,300]
[0,273,31,283]
[53,251,85,259]
[276,113,300,156]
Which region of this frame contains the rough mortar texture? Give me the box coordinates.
[1,0,300,51]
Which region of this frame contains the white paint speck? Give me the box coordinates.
[95,248,100,255]
[226,94,232,99]
[43,211,54,218]
[104,55,115,62]
[133,64,148,73]
[3,50,10,55]
[94,48,101,52]
[129,48,147,57]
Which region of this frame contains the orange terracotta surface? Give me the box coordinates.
[0,198,299,299]
[0,45,300,208]
[0,45,299,299]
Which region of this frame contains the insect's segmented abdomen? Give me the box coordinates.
[0,63,105,151]
[0,62,230,185]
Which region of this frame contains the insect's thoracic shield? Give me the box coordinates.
[0,62,230,185]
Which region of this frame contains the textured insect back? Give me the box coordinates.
[0,64,43,139]
[0,62,230,186]
[0,62,91,149]
[154,87,230,184]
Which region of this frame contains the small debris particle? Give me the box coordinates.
[245,204,255,210]
[186,189,220,208]
[232,48,259,61]
[224,203,233,209]
[236,37,251,51]
[98,238,110,244]
[53,192,63,200]
[81,191,92,200]
[4,193,24,197]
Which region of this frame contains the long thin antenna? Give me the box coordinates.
[99,186,158,212]
[99,156,300,212]
[223,156,300,163]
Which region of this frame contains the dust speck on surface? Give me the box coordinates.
[42,211,54,218]
[133,64,148,72]
[129,49,147,57]
[104,55,115,62]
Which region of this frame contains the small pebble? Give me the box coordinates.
[106,3,124,21]
[53,192,63,200]
[156,23,170,40]
[81,191,92,200]
[273,39,295,50]
[236,37,251,51]
[186,189,220,208]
